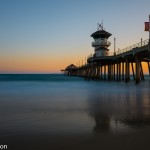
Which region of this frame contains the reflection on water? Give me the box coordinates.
[87,81,150,133]
[0,77,150,149]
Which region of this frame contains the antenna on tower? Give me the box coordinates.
[97,22,103,31]
[97,23,100,30]
[102,20,104,30]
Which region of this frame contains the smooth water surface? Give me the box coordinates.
[0,74,150,150]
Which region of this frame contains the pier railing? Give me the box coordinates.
[87,51,114,59]
[116,39,149,55]
[92,41,111,47]
[87,39,149,59]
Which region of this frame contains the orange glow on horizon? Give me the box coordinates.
[0,53,86,73]
[0,51,149,74]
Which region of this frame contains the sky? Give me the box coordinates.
[0,0,150,73]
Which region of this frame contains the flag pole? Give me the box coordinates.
[149,14,150,51]
[114,37,116,56]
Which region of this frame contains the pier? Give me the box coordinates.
[62,24,150,84]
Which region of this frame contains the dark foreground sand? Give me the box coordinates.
[1,127,150,150]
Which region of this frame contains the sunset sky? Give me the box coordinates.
[0,0,150,73]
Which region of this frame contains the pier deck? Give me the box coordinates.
[63,39,150,84]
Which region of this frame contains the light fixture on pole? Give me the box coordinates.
[149,14,150,51]
[114,37,116,55]
[144,14,150,51]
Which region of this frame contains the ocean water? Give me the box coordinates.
[0,74,150,150]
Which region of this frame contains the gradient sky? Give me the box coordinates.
[0,0,150,73]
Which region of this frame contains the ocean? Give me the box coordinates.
[0,74,150,150]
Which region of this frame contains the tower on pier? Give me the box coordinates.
[91,24,112,57]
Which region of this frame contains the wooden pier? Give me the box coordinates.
[79,39,150,84]
[62,25,150,84]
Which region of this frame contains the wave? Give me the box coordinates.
[0,74,83,82]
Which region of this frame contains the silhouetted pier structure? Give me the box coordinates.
[61,64,78,76]
[62,24,150,84]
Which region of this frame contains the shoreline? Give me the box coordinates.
[1,127,150,150]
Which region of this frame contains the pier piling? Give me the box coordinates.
[62,25,150,84]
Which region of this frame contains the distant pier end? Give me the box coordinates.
[61,64,78,76]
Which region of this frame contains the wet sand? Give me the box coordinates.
[1,128,150,150]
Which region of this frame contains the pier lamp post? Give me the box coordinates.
[149,14,150,51]
[85,57,86,65]
[114,37,116,55]
[144,14,150,51]
[141,38,142,46]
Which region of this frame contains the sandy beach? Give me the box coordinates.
[1,128,150,150]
